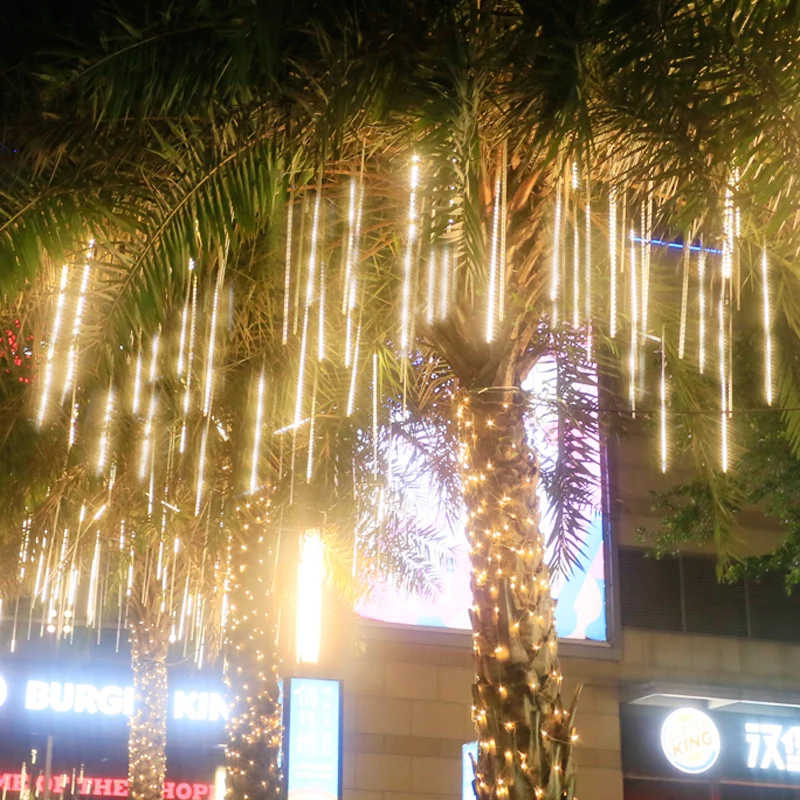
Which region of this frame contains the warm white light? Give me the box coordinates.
[551,177,562,326]
[214,767,227,800]
[296,530,324,664]
[698,249,707,373]
[62,255,92,401]
[283,198,295,345]
[678,243,689,360]
[572,163,580,328]
[249,370,266,494]
[629,228,638,416]
[486,161,502,343]
[762,248,773,406]
[400,156,419,356]
[660,336,668,473]
[347,322,361,417]
[37,264,69,428]
[609,189,617,337]
[719,294,728,472]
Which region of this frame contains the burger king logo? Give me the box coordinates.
[661,708,721,774]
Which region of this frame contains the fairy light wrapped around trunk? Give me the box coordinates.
[458,390,577,800]
[128,619,169,800]
[225,501,283,800]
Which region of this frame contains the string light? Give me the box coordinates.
[283,196,294,345]
[572,161,580,328]
[660,332,668,473]
[551,175,562,326]
[317,260,326,362]
[698,248,707,373]
[609,188,617,338]
[249,371,266,494]
[719,289,729,472]
[629,228,638,416]
[762,247,773,406]
[62,245,93,401]
[678,241,690,359]
[486,153,502,343]
[37,264,69,428]
[132,348,143,417]
[498,141,507,323]
[180,271,198,453]
[347,321,362,417]
[400,155,419,356]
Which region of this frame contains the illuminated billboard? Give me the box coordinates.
[358,357,608,642]
[285,678,342,800]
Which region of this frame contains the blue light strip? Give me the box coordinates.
[631,236,722,256]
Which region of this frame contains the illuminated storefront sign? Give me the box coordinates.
[0,774,215,799]
[285,678,342,800]
[660,708,721,774]
[0,675,226,722]
[746,722,800,771]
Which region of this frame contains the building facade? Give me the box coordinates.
[4,436,800,800]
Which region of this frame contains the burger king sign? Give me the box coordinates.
[661,708,721,774]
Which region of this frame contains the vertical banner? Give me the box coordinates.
[285,678,342,800]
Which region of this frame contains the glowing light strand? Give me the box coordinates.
[283,196,294,345]
[609,189,618,337]
[317,260,326,362]
[249,370,266,494]
[698,248,707,373]
[629,228,638,416]
[762,247,773,405]
[180,271,198,453]
[550,177,563,326]
[486,152,503,343]
[660,332,668,473]
[294,193,321,427]
[719,285,729,472]
[498,142,508,324]
[400,156,419,356]
[678,241,690,359]
[62,245,93,402]
[37,265,69,428]
[572,162,580,328]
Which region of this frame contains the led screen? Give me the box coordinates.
[286,678,342,800]
[357,357,607,642]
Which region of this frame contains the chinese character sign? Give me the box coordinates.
[286,679,342,800]
[746,722,800,772]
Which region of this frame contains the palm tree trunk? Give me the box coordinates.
[225,535,283,800]
[128,621,169,800]
[460,389,577,800]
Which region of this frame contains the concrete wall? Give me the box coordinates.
[322,427,800,800]
[329,624,800,800]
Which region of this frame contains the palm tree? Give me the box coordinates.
[0,243,449,800]
[5,3,800,800]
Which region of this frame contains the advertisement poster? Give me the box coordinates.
[286,679,342,800]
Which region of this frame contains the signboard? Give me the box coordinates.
[0,774,215,799]
[622,705,800,787]
[0,672,226,723]
[462,742,478,800]
[285,678,342,800]
[660,708,721,774]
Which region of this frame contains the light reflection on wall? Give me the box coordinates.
[357,357,607,642]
